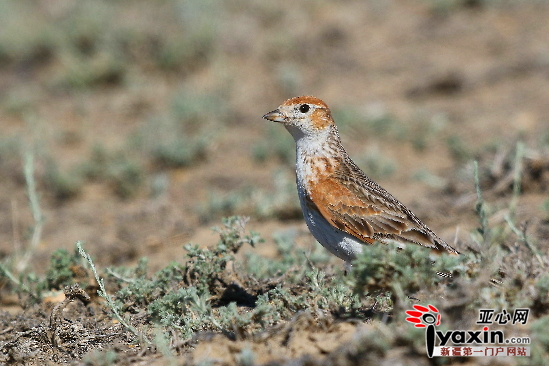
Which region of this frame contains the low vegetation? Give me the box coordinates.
[1,147,549,364]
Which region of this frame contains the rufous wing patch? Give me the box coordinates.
[307,177,388,245]
[307,176,451,251]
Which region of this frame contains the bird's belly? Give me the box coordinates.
[299,197,364,264]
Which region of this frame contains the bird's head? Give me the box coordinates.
[263,96,336,141]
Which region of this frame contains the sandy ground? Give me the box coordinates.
[1,0,548,364]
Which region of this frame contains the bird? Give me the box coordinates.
[263,96,459,270]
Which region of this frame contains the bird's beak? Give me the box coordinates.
[263,109,286,123]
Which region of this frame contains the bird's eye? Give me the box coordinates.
[299,104,310,113]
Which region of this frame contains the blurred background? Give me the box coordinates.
[0,0,548,273]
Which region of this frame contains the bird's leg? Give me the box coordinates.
[343,262,352,276]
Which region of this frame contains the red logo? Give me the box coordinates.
[405,304,441,328]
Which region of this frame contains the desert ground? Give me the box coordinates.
[0,0,549,365]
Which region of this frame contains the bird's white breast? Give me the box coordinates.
[294,137,364,265]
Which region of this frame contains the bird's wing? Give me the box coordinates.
[306,173,459,255]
